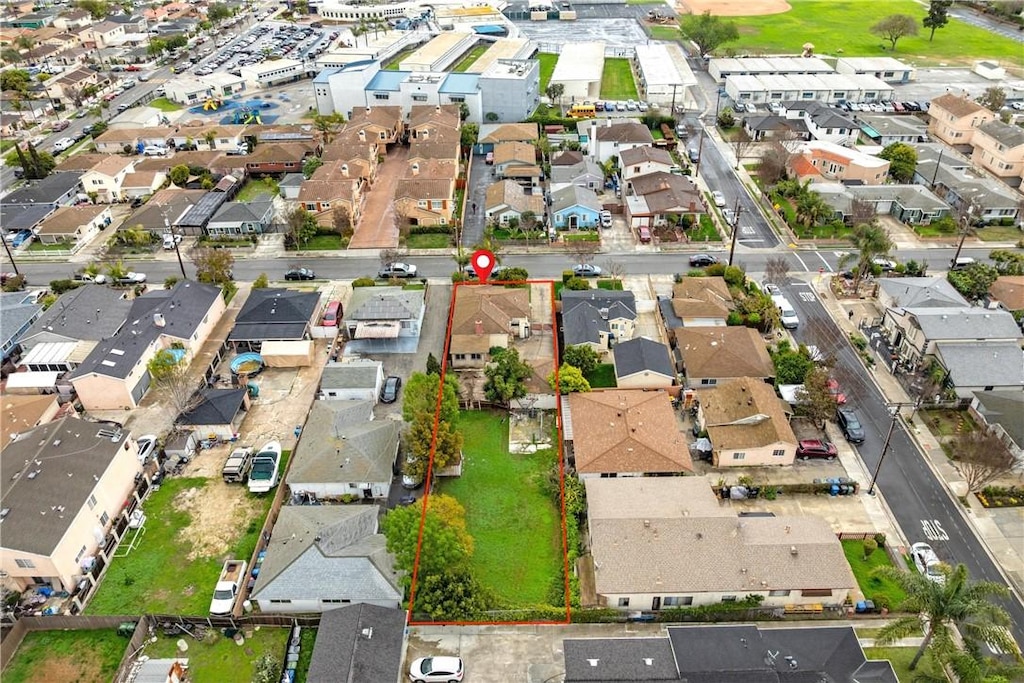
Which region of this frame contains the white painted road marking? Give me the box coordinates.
[792,253,809,271]
[816,252,834,272]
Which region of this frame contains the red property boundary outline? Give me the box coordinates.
[405,279,571,626]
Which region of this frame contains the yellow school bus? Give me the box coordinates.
[568,103,597,118]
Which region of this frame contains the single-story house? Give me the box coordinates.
[567,389,692,478]
[484,179,545,225]
[988,276,1024,315]
[933,342,1024,399]
[662,277,734,327]
[287,400,400,500]
[319,360,385,402]
[448,285,530,369]
[877,276,968,311]
[613,336,675,389]
[551,184,602,230]
[19,284,132,350]
[0,393,62,445]
[625,171,703,229]
[697,377,798,467]
[561,289,637,353]
[1,171,83,208]
[671,327,775,387]
[306,604,406,683]
[549,157,604,194]
[970,391,1024,463]
[1,291,44,362]
[249,506,402,613]
[343,287,425,344]
[177,387,250,440]
[206,200,275,236]
[584,476,856,611]
[33,205,111,245]
[228,288,320,352]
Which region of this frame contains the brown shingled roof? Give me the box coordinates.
[672,327,775,381]
[450,285,529,336]
[930,93,991,119]
[700,377,796,450]
[569,389,692,475]
[36,205,107,234]
[990,276,1024,312]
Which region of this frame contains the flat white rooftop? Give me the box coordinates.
[467,37,532,74]
[634,43,696,88]
[552,41,604,83]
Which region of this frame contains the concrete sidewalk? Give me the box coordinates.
[808,274,1024,597]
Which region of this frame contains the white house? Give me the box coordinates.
[588,119,654,164]
[319,359,385,402]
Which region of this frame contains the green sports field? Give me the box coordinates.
[731,0,1023,67]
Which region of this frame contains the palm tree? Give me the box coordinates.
[203,130,217,150]
[874,563,1015,671]
[839,220,894,293]
[794,190,831,228]
[15,35,35,63]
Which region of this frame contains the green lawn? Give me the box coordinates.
[537,53,558,93]
[841,539,907,609]
[691,215,722,242]
[732,0,1022,66]
[921,408,976,438]
[293,628,317,683]
[585,363,617,388]
[27,240,74,251]
[648,25,680,42]
[913,222,957,238]
[143,628,288,681]
[405,232,451,249]
[4,629,127,683]
[864,647,936,682]
[87,474,278,615]
[291,233,345,250]
[596,279,624,291]
[453,44,488,72]
[148,97,182,112]
[384,46,417,70]
[236,177,279,202]
[437,410,563,607]
[600,58,638,101]
[977,225,1024,242]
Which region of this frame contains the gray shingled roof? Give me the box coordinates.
[973,391,1024,449]
[2,172,82,205]
[562,290,637,347]
[563,638,678,681]
[910,307,1022,341]
[24,285,133,344]
[210,200,273,225]
[288,401,399,485]
[613,337,674,381]
[320,361,382,390]
[228,288,319,342]
[936,342,1024,389]
[306,604,406,683]
[878,276,967,309]
[177,388,246,426]
[0,203,55,231]
[0,292,41,349]
[551,184,602,214]
[550,158,603,186]
[0,417,133,556]
[346,287,423,321]
[70,281,221,380]
[249,506,401,603]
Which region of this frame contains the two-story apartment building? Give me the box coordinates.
[789,140,890,184]
[927,93,995,148]
[970,120,1024,188]
[587,119,655,164]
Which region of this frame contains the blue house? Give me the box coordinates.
[551,185,602,230]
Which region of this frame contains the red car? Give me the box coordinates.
[103,92,117,101]
[126,65,140,71]
[638,226,651,243]
[796,439,838,461]
[827,378,847,405]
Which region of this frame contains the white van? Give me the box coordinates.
[772,294,799,329]
[950,256,975,270]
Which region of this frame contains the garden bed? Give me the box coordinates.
[977,485,1024,508]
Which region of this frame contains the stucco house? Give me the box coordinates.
[19,285,132,351]
[567,389,692,478]
[612,337,675,389]
[561,289,637,353]
[587,119,654,164]
[551,184,602,230]
[0,418,143,600]
[624,171,703,229]
[319,360,385,402]
[697,377,797,467]
[80,156,137,203]
[287,400,400,501]
[33,205,111,245]
[493,141,542,186]
[393,159,458,227]
[933,342,1024,399]
[970,120,1024,188]
[881,306,1022,368]
[344,287,425,343]
[927,93,994,148]
[69,282,225,410]
[484,179,544,225]
[549,157,604,193]
[584,476,855,611]
[448,285,530,369]
[877,276,968,311]
[671,327,775,387]
[249,506,402,613]
[619,145,674,182]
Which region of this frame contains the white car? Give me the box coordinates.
[911,542,946,584]
[762,282,781,296]
[409,656,464,683]
[872,257,897,271]
[599,210,612,228]
[711,191,726,207]
[53,137,76,153]
[136,435,158,462]
[143,145,167,157]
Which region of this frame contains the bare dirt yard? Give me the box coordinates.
[172,481,263,561]
[678,0,790,16]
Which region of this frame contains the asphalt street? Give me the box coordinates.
[781,279,1024,651]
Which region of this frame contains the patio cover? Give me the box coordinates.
[260,340,314,367]
[5,371,60,392]
[354,321,401,339]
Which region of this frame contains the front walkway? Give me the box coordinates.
[349,146,408,249]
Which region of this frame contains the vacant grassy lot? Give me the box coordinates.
[600,58,638,101]
[148,97,182,112]
[88,474,276,615]
[648,25,680,42]
[586,363,617,388]
[236,177,279,202]
[143,628,288,681]
[732,0,1022,66]
[437,410,563,606]
[842,539,907,609]
[453,44,488,72]
[538,53,558,93]
[4,630,127,683]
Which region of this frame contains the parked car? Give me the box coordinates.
[380,375,402,403]
[827,378,847,405]
[572,263,603,277]
[409,656,464,683]
[248,440,282,494]
[796,439,838,461]
[321,300,341,327]
[872,257,897,271]
[637,226,651,243]
[209,559,248,615]
[950,257,975,270]
[10,230,33,248]
[711,191,726,207]
[222,447,254,484]
[910,542,946,584]
[722,208,736,225]
[599,210,612,228]
[52,137,75,153]
[115,272,147,285]
[378,262,418,278]
[689,254,718,267]
[284,267,316,280]
[136,435,158,463]
[762,282,781,296]
[836,407,865,444]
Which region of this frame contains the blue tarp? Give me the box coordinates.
[473,25,507,35]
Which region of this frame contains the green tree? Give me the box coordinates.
[382,494,472,582]
[483,347,531,407]
[207,2,232,23]
[873,563,1014,671]
[147,38,168,56]
[871,14,919,50]
[302,156,323,179]
[146,348,200,417]
[977,87,1006,112]
[89,120,108,138]
[922,0,952,41]
[679,11,739,56]
[548,363,591,394]
[286,206,318,248]
[190,246,234,285]
[771,340,814,385]
[716,107,735,129]
[402,371,460,424]
[460,122,479,150]
[794,190,833,227]
[77,0,111,19]
[839,221,895,293]
[545,82,564,111]
[404,412,463,483]
[413,568,490,621]
[797,366,838,430]
[251,652,281,683]
[0,69,31,92]
[426,353,443,376]
[562,344,599,375]
[879,142,917,183]
[494,266,529,282]
[168,164,190,187]
[311,112,346,145]
[563,276,591,291]
[947,262,999,301]
[253,273,269,289]
[990,249,1024,275]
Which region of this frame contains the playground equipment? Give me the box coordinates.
[203,97,223,111]
[232,106,263,124]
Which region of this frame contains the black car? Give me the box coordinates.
[689,254,718,268]
[380,375,402,403]
[284,267,316,280]
[836,408,866,444]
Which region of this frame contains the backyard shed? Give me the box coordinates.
[177,387,250,440]
[260,340,315,367]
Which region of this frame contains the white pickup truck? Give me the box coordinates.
[209,559,247,615]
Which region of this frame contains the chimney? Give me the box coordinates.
[474,320,484,335]
[411,163,419,176]
[358,129,365,142]
[606,117,612,128]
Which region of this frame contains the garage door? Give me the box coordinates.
[130,370,151,405]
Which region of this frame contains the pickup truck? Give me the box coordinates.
[222,447,254,483]
[209,559,247,615]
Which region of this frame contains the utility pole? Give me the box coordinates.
[164,217,187,279]
[727,199,742,266]
[670,83,679,121]
[950,204,974,268]
[2,236,19,276]
[866,402,919,496]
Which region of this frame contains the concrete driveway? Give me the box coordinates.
[351,146,408,249]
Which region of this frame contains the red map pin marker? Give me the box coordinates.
[470,250,496,282]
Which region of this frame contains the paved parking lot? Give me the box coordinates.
[181,20,340,80]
